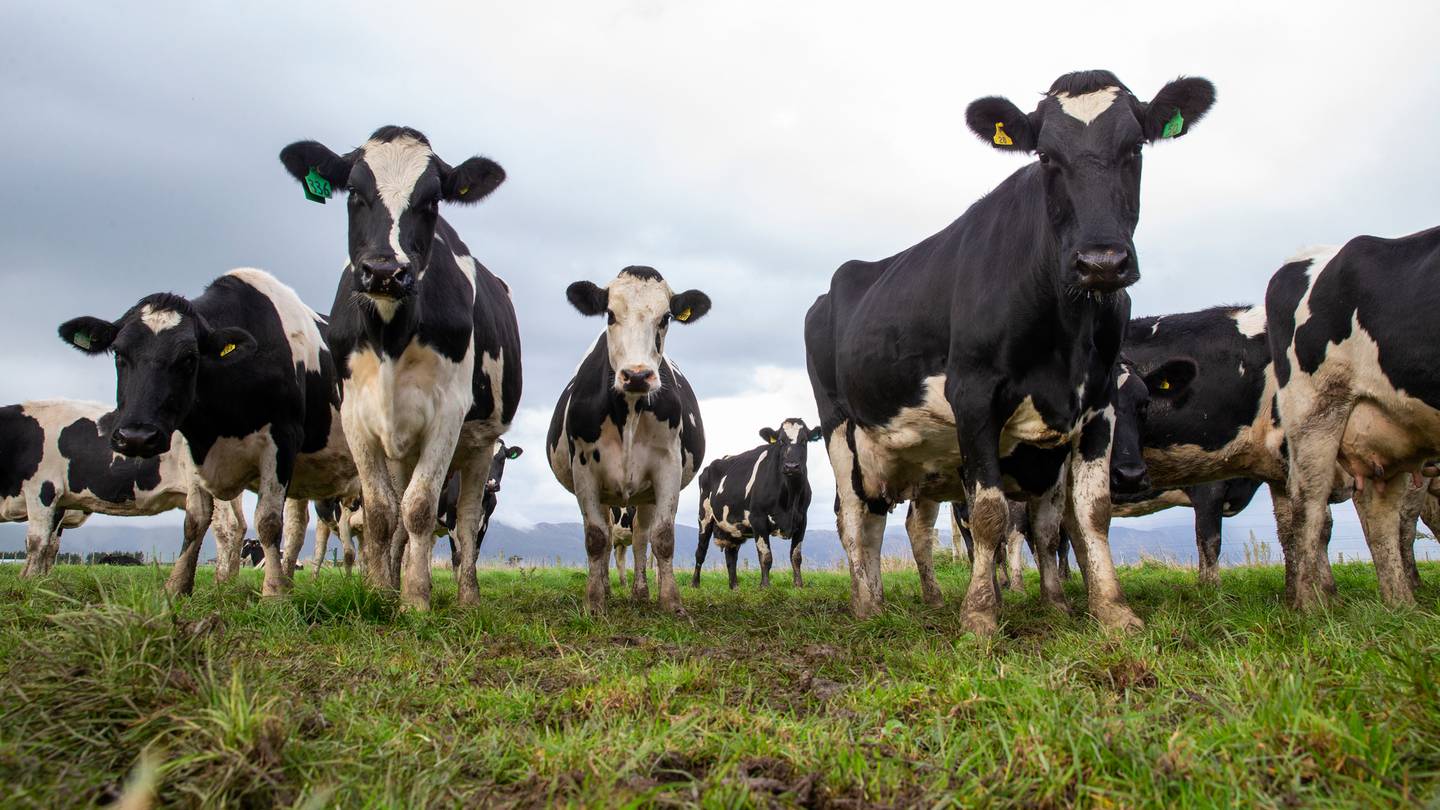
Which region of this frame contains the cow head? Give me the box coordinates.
[566,266,711,395]
[966,70,1215,293]
[610,506,635,543]
[279,126,505,318]
[1110,360,1152,495]
[759,418,823,480]
[487,442,524,494]
[58,295,257,457]
[1220,477,1263,517]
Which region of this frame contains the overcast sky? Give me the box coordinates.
[4,1,1439,543]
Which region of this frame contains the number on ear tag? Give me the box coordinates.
[303,168,332,204]
[993,123,1013,146]
[220,343,237,357]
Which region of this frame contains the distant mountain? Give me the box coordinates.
[1,517,1395,568]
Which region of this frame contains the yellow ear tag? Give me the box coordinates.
[458,186,470,196]
[1157,379,1171,390]
[993,122,1013,146]
[768,436,777,444]
[220,343,237,357]
[676,307,692,322]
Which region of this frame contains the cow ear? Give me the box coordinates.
[759,427,777,444]
[1143,77,1216,142]
[566,281,608,317]
[506,446,524,460]
[808,427,823,442]
[1143,358,1198,399]
[278,140,353,198]
[442,156,506,204]
[965,96,1036,153]
[201,326,257,365]
[58,317,118,354]
[670,290,711,324]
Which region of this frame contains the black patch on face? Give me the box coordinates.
[0,405,45,498]
[59,417,164,502]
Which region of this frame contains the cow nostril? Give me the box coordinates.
[1076,248,1130,275]
[393,266,411,286]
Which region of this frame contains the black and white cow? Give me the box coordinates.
[0,399,245,577]
[58,268,359,596]
[805,70,1215,633]
[279,126,522,610]
[439,441,523,568]
[547,266,709,614]
[310,496,361,575]
[694,419,822,590]
[608,506,639,589]
[1267,231,1440,608]
[1113,478,1263,584]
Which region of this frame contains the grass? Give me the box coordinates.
[0,559,1437,808]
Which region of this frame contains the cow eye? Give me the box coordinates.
[1037,151,1052,165]
[661,314,672,328]
[606,310,616,326]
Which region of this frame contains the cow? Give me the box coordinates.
[547,266,709,614]
[241,537,264,567]
[949,500,1033,595]
[309,496,361,575]
[804,70,1215,633]
[1113,478,1263,584]
[58,268,359,596]
[1267,231,1440,608]
[608,506,638,589]
[279,125,523,610]
[1119,302,1357,602]
[0,399,243,577]
[437,441,523,569]
[693,419,822,590]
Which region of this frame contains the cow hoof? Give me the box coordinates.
[922,592,944,608]
[961,609,998,637]
[1043,595,1072,615]
[661,601,686,616]
[1094,604,1142,632]
[1196,570,1220,588]
[851,598,884,620]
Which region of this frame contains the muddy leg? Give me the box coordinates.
[905,499,943,606]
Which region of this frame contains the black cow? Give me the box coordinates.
[547,266,709,614]
[440,441,523,568]
[694,419,822,590]
[0,399,244,577]
[1267,232,1440,608]
[1113,478,1263,584]
[58,269,359,596]
[280,126,523,611]
[805,70,1214,633]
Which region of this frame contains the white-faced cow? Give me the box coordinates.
[694,418,822,590]
[279,126,523,610]
[547,266,709,614]
[805,70,1214,633]
[58,268,359,596]
[0,399,246,578]
[1267,232,1440,608]
[1113,478,1263,585]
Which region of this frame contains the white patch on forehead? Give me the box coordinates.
[1232,305,1267,338]
[781,421,803,443]
[361,136,433,264]
[605,272,674,378]
[139,304,182,334]
[1055,86,1120,125]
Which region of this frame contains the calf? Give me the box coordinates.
[1113,478,1262,584]
[280,126,522,610]
[694,419,822,590]
[0,399,245,577]
[1267,232,1440,608]
[547,266,709,614]
[806,70,1213,633]
[59,268,358,596]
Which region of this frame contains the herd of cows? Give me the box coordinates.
[3,68,1440,633]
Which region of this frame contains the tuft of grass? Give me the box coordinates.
[0,559,1437,807]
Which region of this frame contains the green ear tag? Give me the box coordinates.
[303,168,332,204]
[72,331,91,350]
[1161,109,1184,139]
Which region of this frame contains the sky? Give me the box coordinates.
[3,1,1440,542]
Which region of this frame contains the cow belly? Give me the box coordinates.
[1340,399,1440,479]
[287,408,358,500]
[347,345,474,461]
[854,375,965,501]
[197,430,273,499]
[0,496,27,522]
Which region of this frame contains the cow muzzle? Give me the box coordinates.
[357,258,415,298]
[111,424,168,458]
[619,366,657,394]
[485,478,500,494]
[1073,246,1137,292]
[1110,460,1150,496]
[782,462,803,478]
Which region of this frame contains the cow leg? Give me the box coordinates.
[346,420,399,590]
[19,486,56,578]
[1278,387,1351,610]
[253,476,290,598]
[339,503,357,575]
[614,534,630,592]
[40,510,65,573]
[166,486,215,596]
[960,483,1007,636]
[1064,416,1141,632]
[1028,485,1070,614]
[211,497,245,583]
[692,522,712,587]
[1057,529,1072,579]
[1353,476,1416,607]
[827,424,885,617]
[1005,520,1026,592]
[631,513,651,602]
[790,526,805,588]
[1192,486,1225,587]
[312,519,331,577]
[454,449,495,608]
[756,536,774,588]
[572,472,611,614]
[281,498,309,580]
[641,490,684,615]
[724,544,740,590]
[905,499,943,606]
[1399,483,1424,592]
[398,435,465,611]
